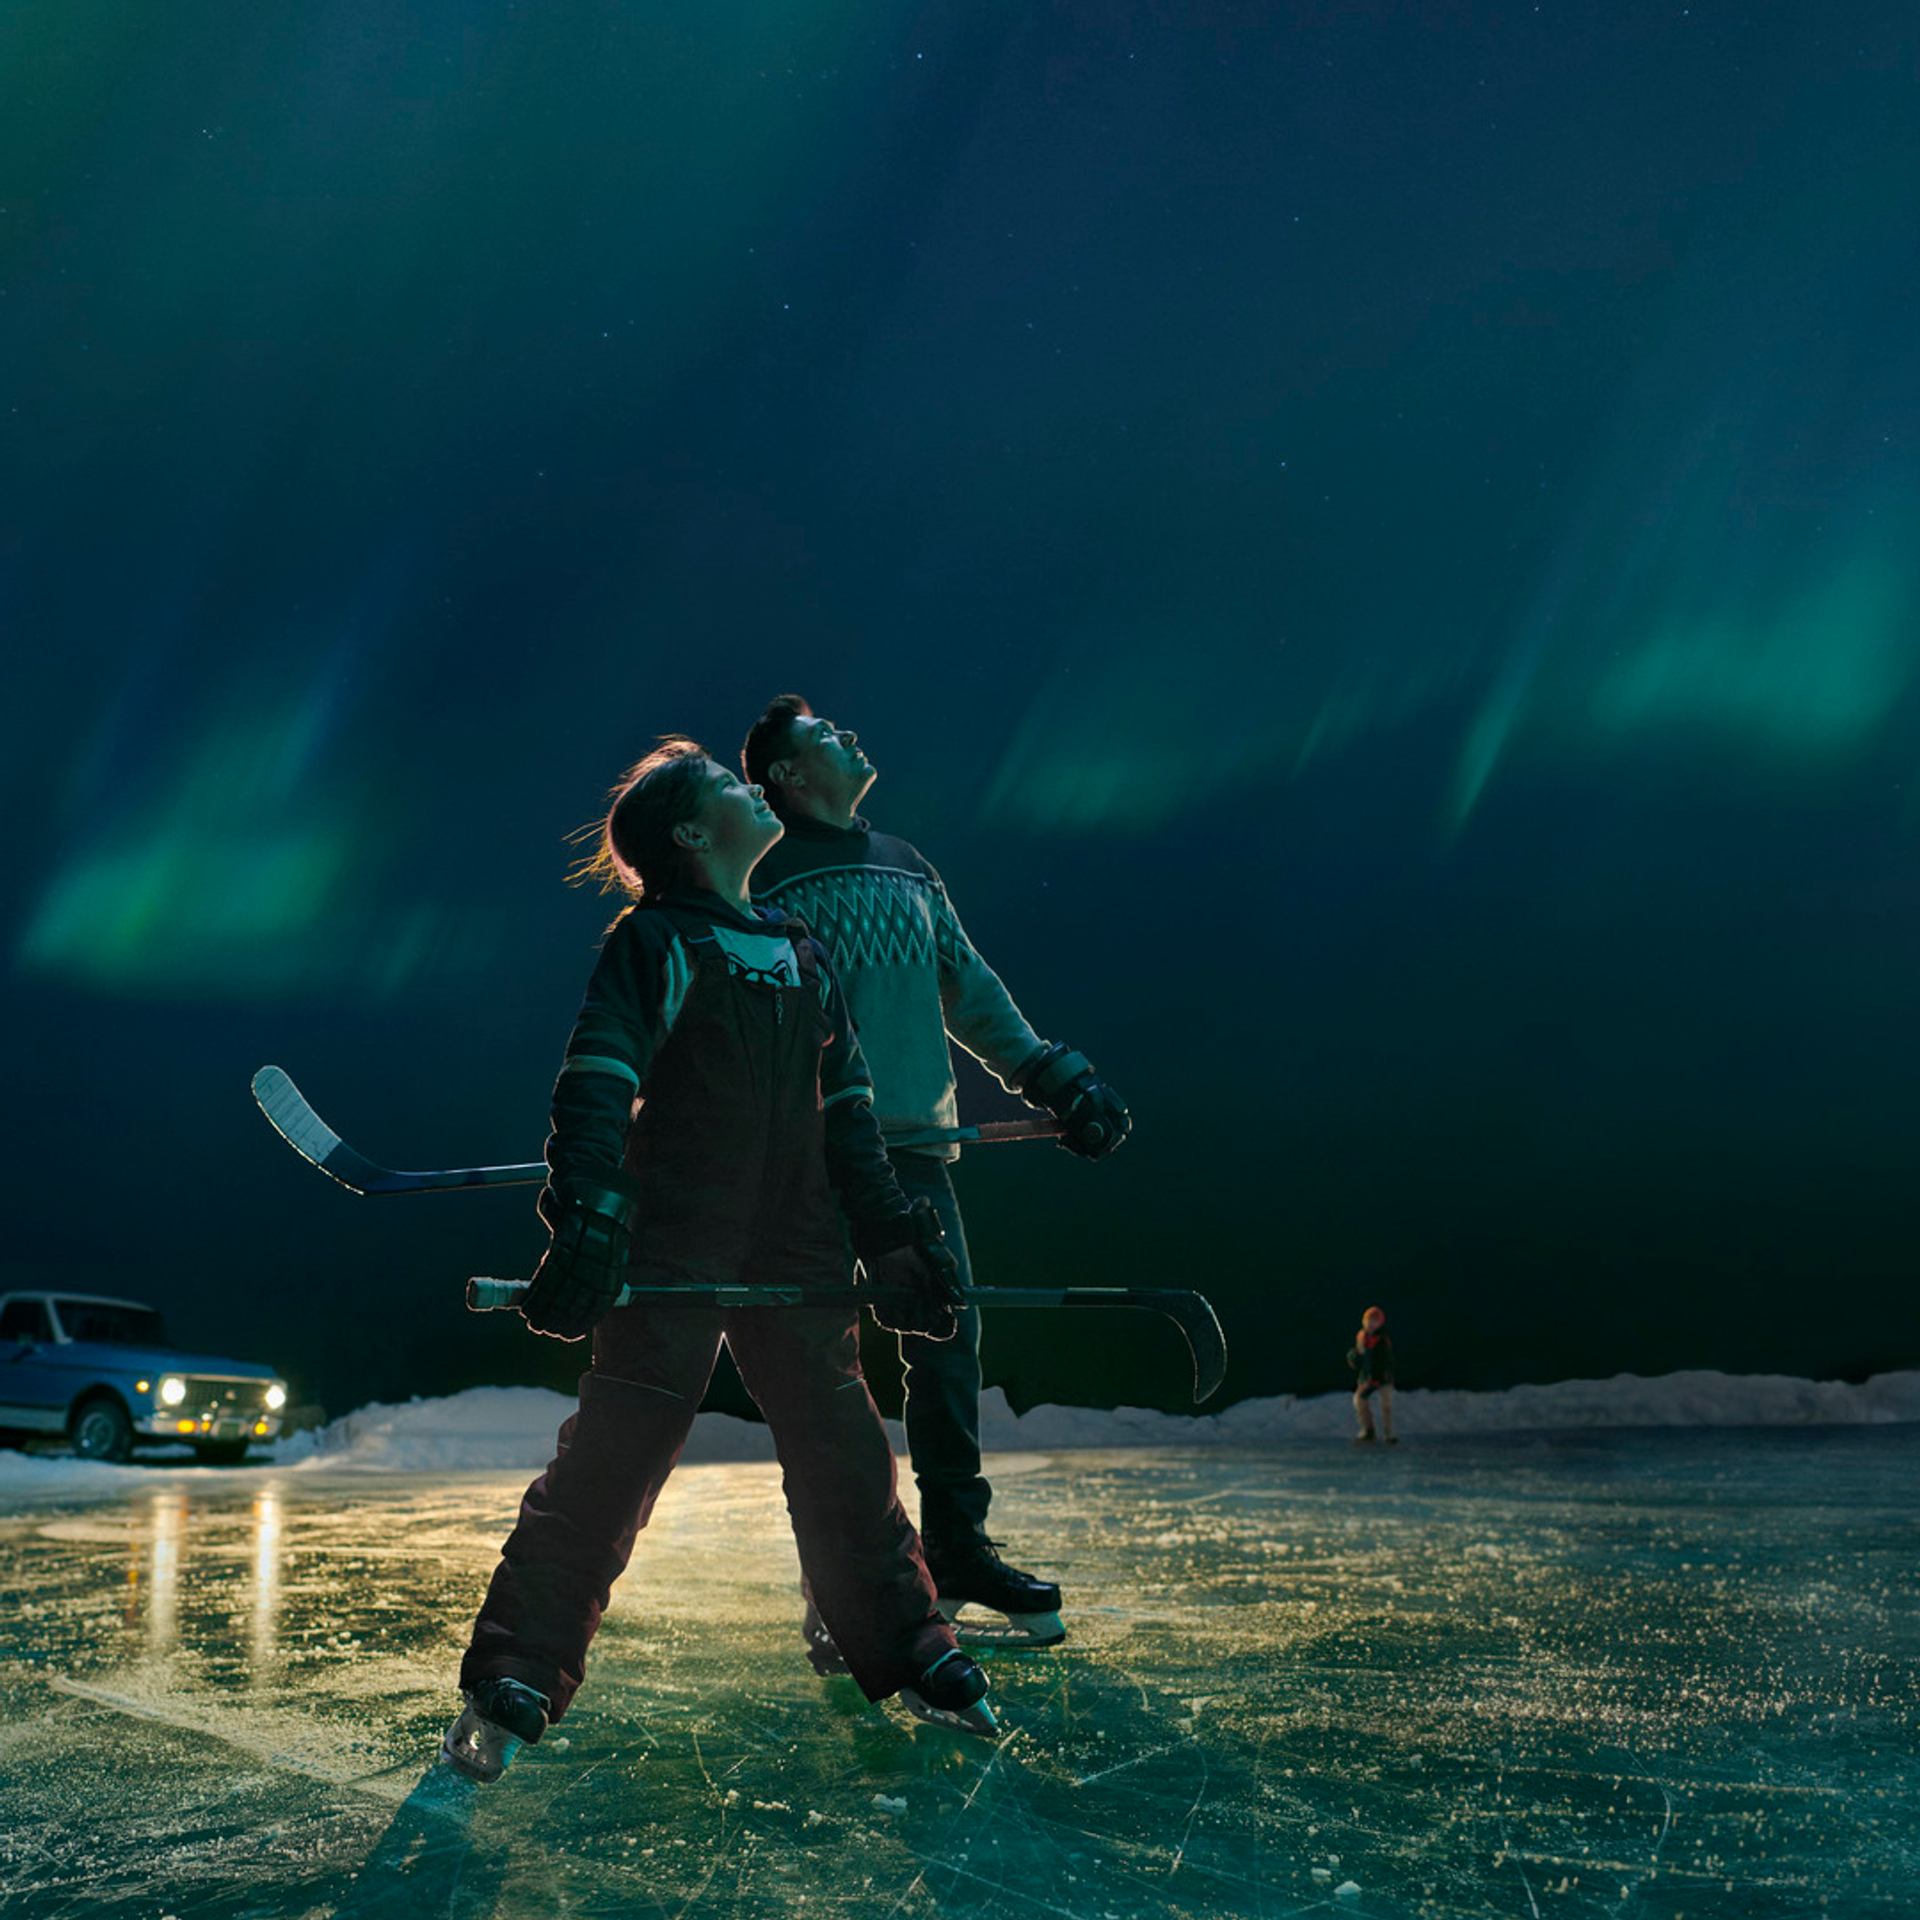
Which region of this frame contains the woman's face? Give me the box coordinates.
[687,760,783,863]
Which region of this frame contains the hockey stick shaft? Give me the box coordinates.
[464,1277,1228,1404]
[253,1066,1061,1196]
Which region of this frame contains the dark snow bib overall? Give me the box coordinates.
[462,912,949,1713]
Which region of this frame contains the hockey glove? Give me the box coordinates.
[1021,1042,1132,1161]
[521,1176,641,1341]
[856,1197,965,1342]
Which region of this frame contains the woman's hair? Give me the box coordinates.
[569,738,713,900]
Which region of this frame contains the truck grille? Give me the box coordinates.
[182,1379,271,1411]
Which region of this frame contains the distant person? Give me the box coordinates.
[742,693,1131,1659]
[1349,1306,1397,1444]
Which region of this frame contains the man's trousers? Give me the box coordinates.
[890,1150,993,1550]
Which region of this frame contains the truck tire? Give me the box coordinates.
[70,1396,133,1463]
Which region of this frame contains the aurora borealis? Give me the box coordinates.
[5,3,1917,1418]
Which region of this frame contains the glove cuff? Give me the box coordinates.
[572,1184,639,1230]
[551,1170,645,1228]
[853,1195,941,1262]
[1020,1042,1095,1109]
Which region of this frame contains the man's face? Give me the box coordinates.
[777,714,876,808]
[684,760,783,866]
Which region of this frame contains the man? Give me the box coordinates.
[445,740,995,1783]
[741,694,1130,1658]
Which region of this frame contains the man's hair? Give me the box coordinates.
[570,737,711,900]
[741,693,813,800]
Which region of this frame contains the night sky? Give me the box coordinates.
[6,2,1918,1423]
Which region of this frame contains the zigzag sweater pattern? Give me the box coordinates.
[750,815,1048,1158]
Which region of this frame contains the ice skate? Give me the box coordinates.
[927,1536,1065,1649]
[801,1595,850,1676]
[898,1647,998,1737]
[440,1676,550,1783]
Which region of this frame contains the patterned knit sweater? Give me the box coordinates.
[750,815,1048,1158]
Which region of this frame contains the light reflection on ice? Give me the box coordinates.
[250,1486,283,1678]
[145,1486,183,1657]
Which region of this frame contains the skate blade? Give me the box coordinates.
[937,1598,1066,1649]
[898,1687,1000,1738]
[439,1709,523,1784]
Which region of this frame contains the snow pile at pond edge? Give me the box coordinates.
[282,1366,1920,1470]
[2,1369,1914,1493]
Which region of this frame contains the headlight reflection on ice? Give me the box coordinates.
[146,1489,184,1655]
[251,1489,283,1673]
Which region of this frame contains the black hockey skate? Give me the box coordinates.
[801,1595,850,1676]
[926,1537,1065,1649]
[898,1647,998,1737]
[440,1676,550,1783]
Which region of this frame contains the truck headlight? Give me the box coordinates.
[264,1382,287,1411]
[158,1376,188,1407]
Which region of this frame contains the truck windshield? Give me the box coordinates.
[54,1300,172,1347]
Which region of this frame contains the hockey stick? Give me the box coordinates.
[465,1276,1229,1404]
[252,1066,1062,1196]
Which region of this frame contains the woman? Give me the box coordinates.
[445,739,993,1782]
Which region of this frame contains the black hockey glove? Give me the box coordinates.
[855,1197,965,1342]
[1021,1042,1131,1161]
[521,1176,641,1342]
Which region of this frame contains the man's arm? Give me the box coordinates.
[927,875,1049,1092]
[930,873,1131,1160]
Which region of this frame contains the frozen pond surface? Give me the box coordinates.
[0,1429,1914,1918]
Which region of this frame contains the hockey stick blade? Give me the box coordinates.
[252,1067,544,1196]
[466,1278,1228,1404]
[254,1066,1061,1194]
[1127,1288,1229,1405]
[972,1286,1227,1403]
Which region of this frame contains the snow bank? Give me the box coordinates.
[256,1366,1920,1470]
[272,1386,791,1471]
[974,1369,1920,1449]
[3,1370,1914,1495]
[0,1453,171,1500]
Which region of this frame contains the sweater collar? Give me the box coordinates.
[769,810,871,843]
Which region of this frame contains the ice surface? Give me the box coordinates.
[1,1429,1915,1917]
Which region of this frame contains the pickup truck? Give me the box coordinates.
[0,1291,288,1465]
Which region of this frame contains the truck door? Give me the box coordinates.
[0,1298,63,1428]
